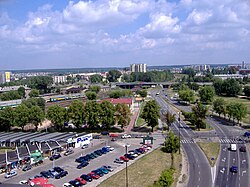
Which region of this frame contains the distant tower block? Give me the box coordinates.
[242,61,245,69]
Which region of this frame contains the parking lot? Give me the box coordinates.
[0,134,164,187]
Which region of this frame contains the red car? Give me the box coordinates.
[39,184,56,187]
[75,177,87,185]
[120,156,129,162]
[29,178,48,186]
[88,172,100,179]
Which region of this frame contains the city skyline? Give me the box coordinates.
[0,0,250,70]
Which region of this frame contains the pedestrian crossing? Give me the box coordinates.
[219,139,244,144]
[180,139,195,144]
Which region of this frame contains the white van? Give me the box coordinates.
[230,144,237,151]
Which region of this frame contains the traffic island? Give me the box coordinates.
[197,142,220,166]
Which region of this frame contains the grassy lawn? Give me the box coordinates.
[135,101,146,127]
[214,96,250,124]
[98,149,182,187]
[197,142,220,167]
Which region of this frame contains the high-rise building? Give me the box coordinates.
[5,72,11,82]
[130,64,147,73]
[0,71,11,83]
[0,72,5,84]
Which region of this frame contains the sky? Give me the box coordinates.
[0,0,250,70]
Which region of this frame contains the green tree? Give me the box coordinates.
[22,98,46,111]
[17,86,26,98]
[67,100,84,129]
[163,131,180,153]
[115,103,131,129]
[107,70,122,82]
[26,76,53,94]
[29,89,40,98]
[141,100,160,132]
[89,85,101,93]
[85,91,97,100]
[0,91,21,101]
[222,79,241,96]
[213,98,226,117]
[178,89,195,104]
[84,101,100,129]
[0,107,15,131]
[90,74,103,83]
[138,90,147,98]
[233,103,247,123]
[243,85,250,97]
[192,102,208,130]
[29,105,45,131]
[165,112,176,130]
[47,105,67,131]
[99,101,115,130]
[213,78,224,95]
[199,86,215,103]
[14,104,30,131]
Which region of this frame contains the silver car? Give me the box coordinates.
[5,170,17,178]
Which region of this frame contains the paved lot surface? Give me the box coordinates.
[0,134,165,187]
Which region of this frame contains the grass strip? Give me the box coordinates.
[98,148,182,187]
[197,142,220,167]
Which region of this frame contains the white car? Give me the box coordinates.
[5,170,17,178]
[106,146,114,151]
[63,183,73,187]
[81,144,89,149]
[122,134,131,139]
[19,180,28,184]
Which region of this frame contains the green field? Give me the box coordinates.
[98,148,182,187]
[214,96,250,124]
[135,101,146,127]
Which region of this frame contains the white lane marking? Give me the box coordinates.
[242,160,246,164]
[242,170,246,176]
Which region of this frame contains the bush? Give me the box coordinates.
[150,169,175,187]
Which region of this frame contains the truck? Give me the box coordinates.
[230,144,237,151]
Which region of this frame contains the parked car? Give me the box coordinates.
[93,135,101,139]
[91,169,104,177]
[69,180,82,187]
[40,171,53,178]
[64,148,74,156]
[49,153,61,161]
[124,153,136,160]
[28,177,48,186]
[109,133,119,137]
[105,146,114,151]
[230,166,238,173]
[102,147,110,152]
[97,167,109,174]
[114,158,124,164]
[120,156,129,162]
[81,144,89,149]
[80,174,92,182]
[101,131,109,135]
[77,161,89,169]
[63,183,73,187]
[19,180,28,184]
[122,134,131,139]
[53,167,64,173]
[239,146,246,152]
[75,177,87,185]
[22,164,32,172]
[87,172,100,179]
[55,171,68,179]
[5,170,17,178]
[102,165,113,172]
[94,150,103,156]
[75,156,88,163]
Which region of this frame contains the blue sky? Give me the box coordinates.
[0,0,250,70]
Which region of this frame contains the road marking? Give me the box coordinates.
[222,158,226,162]
[198,177,200,181]
[242,170,246,176]
[242,160,246,164]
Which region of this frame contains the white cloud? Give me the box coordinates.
[0,0,250,68]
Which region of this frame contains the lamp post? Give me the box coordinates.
[178,112,181,154]
[124,143,130,187]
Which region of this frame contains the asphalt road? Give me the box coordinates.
[152,90,212,187]
[0,135,165,187]
[162,88,249,187]
[207,117,249,187]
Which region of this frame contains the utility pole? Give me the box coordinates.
[178,112,181,154]
[124,143,130,187]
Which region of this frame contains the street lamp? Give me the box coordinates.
[178,112,181,154]
[124,143,130,187]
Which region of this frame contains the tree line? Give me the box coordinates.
[0,99,131,132]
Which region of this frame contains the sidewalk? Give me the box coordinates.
[124,107,140,134]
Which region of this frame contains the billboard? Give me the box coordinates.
[5,72,11,82]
